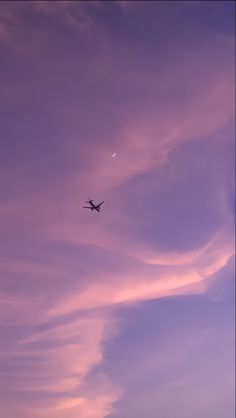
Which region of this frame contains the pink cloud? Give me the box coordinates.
[0,312,121,418]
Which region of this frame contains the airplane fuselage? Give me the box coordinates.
[89,202,100,211]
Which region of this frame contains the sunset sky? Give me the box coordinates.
[0,1,235,417]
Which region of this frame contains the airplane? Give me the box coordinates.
[83,199,104,212]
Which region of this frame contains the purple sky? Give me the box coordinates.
[0,1,235,417]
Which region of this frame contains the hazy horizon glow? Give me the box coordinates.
[0,1,235,418]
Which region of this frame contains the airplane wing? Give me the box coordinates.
[97,201,104,207]
[83,206,92,209]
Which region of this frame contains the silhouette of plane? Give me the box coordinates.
[83,199,104,212]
